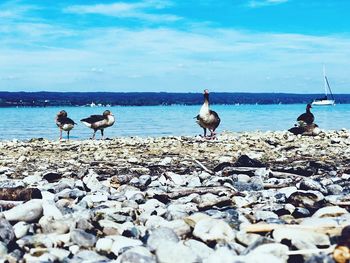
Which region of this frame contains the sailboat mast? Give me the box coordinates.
[323,65,328,97]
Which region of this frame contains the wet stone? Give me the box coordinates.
[0,218,14,245]
[70,229,97,248]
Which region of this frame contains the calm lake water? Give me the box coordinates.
[0,104,349,140]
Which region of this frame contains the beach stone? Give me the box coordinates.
[43,171,62,182]
[287,190,325,211]
[203,247,238,263]
[250,243,289,261]
[187,176,201,187]
[48,248,71,261]
[235,231,262,247]
[116,246,155,263]
[184,213,211,228]
[326,184,343,195]
[13,221,30,239]
[156,241,198,263]
[255,210,279,221]
[96,237,113,253]
[244,253,285,263]
[0,241,7,256]
[147,227,179,251]
[160,157,172,166]
[198,172,211,180]
[241,236,275,255]
[139,175,152,189]
[159,219,191,237]
[233,181,264,192]
[23,174,42,185]
[42,200,63,219]
[70,229,97,248]
[193,218,235,243]
[82,170,105,192]
[39,216,70,234]
[304,254,335,263]
[254,168,270,178]
[312,206,348,218]
[299,179,328,194]
[71,250,109,262]
[234,155,265,167]
[292,207,311,218]
[237,174,251,183]
[3,199,43,222]
[110,236,143,255]
[166,172,185,186]
[183,239,213,260]
[0,218,14,245]
[118,251,156,263]
[273,228,330,249]
[166,203,198,220]
[278,186,298,198]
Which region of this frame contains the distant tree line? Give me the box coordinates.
[1,91,350,107]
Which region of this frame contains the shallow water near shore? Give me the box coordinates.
[1,104,350,140]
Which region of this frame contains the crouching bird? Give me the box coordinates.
[289,104,320,136]
[55,110,76,140]
[195,89,221,139]
[80,110,115,139]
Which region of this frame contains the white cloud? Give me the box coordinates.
[248,0,289,8]
[0,3,40,19]
[1,21,350,93]
[64,0,181,22]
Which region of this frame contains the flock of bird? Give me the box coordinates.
[55,110,115,140]
[55,90,317,140]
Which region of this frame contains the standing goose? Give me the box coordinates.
[196,89,221,139]
[55,110,76,140]
[297,104,314,125]
[80,110,115,139]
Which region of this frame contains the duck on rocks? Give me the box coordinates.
[81,110,115,139]
[55,110,77,140]
[289,104,320,136]
[195,89,221,139]
[297,104,314,126]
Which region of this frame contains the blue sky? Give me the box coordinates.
[1,0,350,93]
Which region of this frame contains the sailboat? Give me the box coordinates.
[312,66,335,106]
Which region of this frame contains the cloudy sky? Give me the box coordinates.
[0,0,349,93]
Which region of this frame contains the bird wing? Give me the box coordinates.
[65,117,76,125]
[297,113,314,124]
[80,115,105,123]
[297,113,306,122]
[210,110,221,122]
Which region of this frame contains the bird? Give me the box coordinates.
[297,103,314,126]
[55,110,76,140]
[288,123,320,136]
[80,110,115,139]
[195,89,221,139]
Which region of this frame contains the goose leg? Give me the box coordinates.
[67,131,70,140]
[101,129,104,140]
[209,129,216,140]
[203,128,207,137]
[91,130,97,140]
[59,129,62,140]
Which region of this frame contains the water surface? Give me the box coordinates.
[0,104,349,140]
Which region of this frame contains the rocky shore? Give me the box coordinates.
[1,130,350,262]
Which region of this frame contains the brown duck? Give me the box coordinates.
[297,103,314,125]
[55,110,76,140]
[81,110,115,139]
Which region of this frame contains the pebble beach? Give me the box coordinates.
[1,130,350,262]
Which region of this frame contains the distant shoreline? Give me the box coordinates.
[1,91,350,107]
